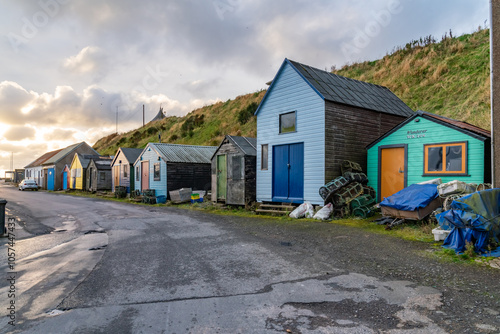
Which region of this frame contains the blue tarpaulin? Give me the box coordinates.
[436,189,500,255]
[380,184,439,211]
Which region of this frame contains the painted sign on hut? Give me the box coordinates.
[211,135,256,205]
[133,143,216,198]
[86,157,113,192]
[255,58,414,205]
[366,110,491,201]
[111,148,143,193]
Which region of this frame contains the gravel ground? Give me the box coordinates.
[193,209,500,333]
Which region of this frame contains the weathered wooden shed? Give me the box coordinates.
[40,142,98,190]
[70,153,101,190]
[211,135,257,205]
[255,58,414,205]
[111,147,143,193]
[366,110,491,201]
[133,143,217,198]
[86,157,113,192]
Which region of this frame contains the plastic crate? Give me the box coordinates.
[156,195,166,204]
[432,227,451,241]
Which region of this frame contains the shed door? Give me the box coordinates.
[47,168,55,190]
[380,146,407,201]
[272,143,304,203]
[114,165,120,191]
[62,171,68,190]
[216,155,227,200]
[141,161,149,191]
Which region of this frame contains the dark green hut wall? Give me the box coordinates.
[367,117,487,199]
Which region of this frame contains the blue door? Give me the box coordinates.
[272,143,304,203]
[63,171,68,190]
[47,168,55,191]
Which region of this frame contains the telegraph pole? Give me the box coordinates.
[491,0,500,187]
[116,106,118,134]
[143,104,145,127]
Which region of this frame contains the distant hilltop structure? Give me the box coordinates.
[149,106,165,123]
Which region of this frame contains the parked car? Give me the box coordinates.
[19,179,38,191]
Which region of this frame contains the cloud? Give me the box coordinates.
[2,125,36,141]
[63,46,109,82]
[43,128,77,141]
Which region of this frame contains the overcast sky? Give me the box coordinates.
[0,0,489,174]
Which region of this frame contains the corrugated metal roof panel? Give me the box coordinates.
[150,143,217,164]
[25,149,63,168]
[288,59,414,117]
[228,135,257,156]
[119,148,143,164]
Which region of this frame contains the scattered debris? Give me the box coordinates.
[289,202,314,219]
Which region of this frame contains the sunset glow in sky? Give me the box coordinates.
[0,0,489,175]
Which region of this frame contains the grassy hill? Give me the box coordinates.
[334,28,490,129]
[93,28,491,155]
[94,90,265,155]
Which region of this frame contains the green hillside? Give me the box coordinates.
[93,29,491,155]
[334,28,490,129]
[94,90,265,155]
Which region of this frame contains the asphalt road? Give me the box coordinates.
[0,183,499,333]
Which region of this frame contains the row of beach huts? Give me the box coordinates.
[22,58,492,206]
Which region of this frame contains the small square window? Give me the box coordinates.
[279,111,296,133]
[100,172,106,181]
[261,144,268,170]
[154,163,161,181]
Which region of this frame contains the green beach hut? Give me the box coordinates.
[366,110,491,202]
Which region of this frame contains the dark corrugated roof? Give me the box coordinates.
[25,149,63,168]
[287,59,414,117]
[77,154,102,169]
[119,148,143,164]
[43,142,99,165]
[150,143,216,164]
[227,135,256,156]
[420,111,491,138]
[91,157,113,170]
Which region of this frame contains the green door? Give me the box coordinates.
[217,155,227,200]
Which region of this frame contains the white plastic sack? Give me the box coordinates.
[313,203,333,220]
[289,202,314,219]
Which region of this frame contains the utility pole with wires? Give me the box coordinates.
[143,104,145,127]
[115,106,118,134]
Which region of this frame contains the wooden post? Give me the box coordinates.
[491,0,500,187]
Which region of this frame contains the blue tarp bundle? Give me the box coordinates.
[380,184,439,211]
[436,189,500,254]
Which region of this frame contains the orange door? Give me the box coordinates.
[114,165,120,190]
[380,147,406,200]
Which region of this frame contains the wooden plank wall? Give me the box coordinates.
[324,101,407,182]
[167,162,212,198]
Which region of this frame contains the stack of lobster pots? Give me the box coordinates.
[141,189,157,204]
[319,160,376,218]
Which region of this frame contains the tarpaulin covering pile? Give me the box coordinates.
[436,189,500,254]
[380,184,439,211]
